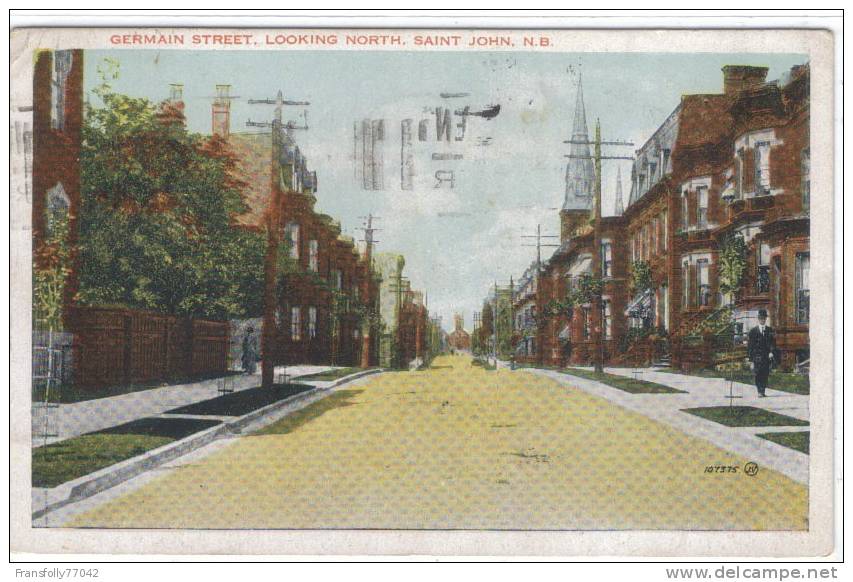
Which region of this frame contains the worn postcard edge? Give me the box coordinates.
[8,25,837,558]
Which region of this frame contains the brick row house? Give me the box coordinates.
[208,87,383,373]
[515,64,810,372]
[32,49,84,325]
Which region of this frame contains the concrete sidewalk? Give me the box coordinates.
[32,367,384,523]
[522,366,809,484]
[32,364,340,446]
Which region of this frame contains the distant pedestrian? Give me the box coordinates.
[242,326,259,375]
[747,309,776,397]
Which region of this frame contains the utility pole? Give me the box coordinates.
[521,224,560,275]
[493,280,498,367]
[388,259,409,369]
[564,121,633,373]
[357,214,381,368]
[522,224,559,365]
[247,91,310,388]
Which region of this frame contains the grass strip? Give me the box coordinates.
[682,406,809,427]
[562,367,686,394]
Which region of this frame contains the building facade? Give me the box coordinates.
[217,89,383,373]
[513,64,810,373]
[447,313,471,352]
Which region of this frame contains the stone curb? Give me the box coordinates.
[31,367,385,520]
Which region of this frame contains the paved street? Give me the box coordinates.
[66,355,807,531]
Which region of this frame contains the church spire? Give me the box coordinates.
[614,166,625,216]
[563,73,595,212]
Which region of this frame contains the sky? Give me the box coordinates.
[85,49,807,331]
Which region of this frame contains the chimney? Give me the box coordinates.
[167,84,185,118]
[722,65,769,95]
[212,84,231,137]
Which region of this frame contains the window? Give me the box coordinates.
[284,222,300,259]
[603,299,612,340]
[697,187,709,229]
[795,253,810,324]
[51,51,72,132]
[661,284,669,331]
[682,259,690,310]
[308,239,319,272]
[308,306,318,339]
[290,306,302,341]
[333,269,343,290]
[660,211,668,251]
[650,218,658,253]
[582,307,591,340]
[754,142,771,195]
[649,161,658,185]
[697,259,711,307]
[601,242,613,278]
[735,150,744,198]
[757,243,771,294]
[801,148,810,213]
[681,191,689,230]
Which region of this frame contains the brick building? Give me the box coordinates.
[213,88,382,377]
[32,49,84,326]
[514,64,810,372]
[447,313,471,352]
[530,75,630,367]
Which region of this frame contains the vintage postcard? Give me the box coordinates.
[9,24,837,558]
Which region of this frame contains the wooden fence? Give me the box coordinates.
[68,306,228,390]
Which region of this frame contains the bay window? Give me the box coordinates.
[291,306,302,341]
[757,243,771,294]
[697,187,708,229]
[308,239,319,272]
[697,259,711,307]
[795,253,810,324]
[754,142,771,196]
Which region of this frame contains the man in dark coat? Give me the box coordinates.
[747,309,776,397]
[241,326,259,375]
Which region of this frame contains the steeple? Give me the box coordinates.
[614,166,624,216]
[563,73,595,212]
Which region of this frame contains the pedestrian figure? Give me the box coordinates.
[242,325,259,375]
[747,309,776,397]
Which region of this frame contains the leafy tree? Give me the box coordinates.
[718,234,748,301]
[33,214,71,330]
[629,260,653,297]
[569,274,604,306]
[77,60,265,320]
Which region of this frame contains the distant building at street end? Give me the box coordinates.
[447,313,471,352]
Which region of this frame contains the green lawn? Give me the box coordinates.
[471,359,496,371]
[295,367,373,381]
[682,406,809,428]
[32,417,222,488]
[662,369,809,395]
[33,434,174,488]
[561,368,686,394]
[757,431,810,454]
[254,389,364,436]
